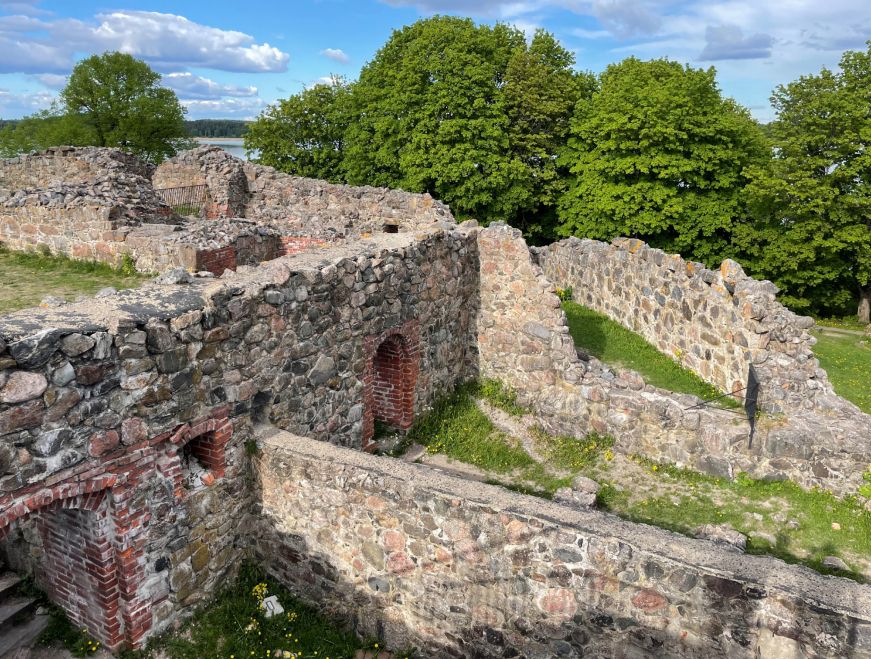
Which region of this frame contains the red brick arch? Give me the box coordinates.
[0,478,129,649]
[0,476,119,539]
[362,320,421,451]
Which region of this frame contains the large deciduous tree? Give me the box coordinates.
[342,16,527,225]
[503,30,595,240]
[244,77,351,183]
[740,43,871,321]
[557,57,767,265]
[60,52,190,163]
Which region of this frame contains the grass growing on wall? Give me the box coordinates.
[408,380,871,582]
[562,301,740,408]
[811,330,871,413]
[594,456,871,582]
[0,247,148,314]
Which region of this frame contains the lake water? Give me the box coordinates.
[194,138,256,161]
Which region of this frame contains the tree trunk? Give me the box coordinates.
[859,286,871,325]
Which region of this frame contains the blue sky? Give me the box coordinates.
[0,0,868,123]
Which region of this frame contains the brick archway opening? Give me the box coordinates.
[0,487,126,650]
[362,321,421,451]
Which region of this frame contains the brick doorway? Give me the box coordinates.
[362,321,421,450]
[0,486,126,649]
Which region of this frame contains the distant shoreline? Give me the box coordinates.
[194,137,244,143]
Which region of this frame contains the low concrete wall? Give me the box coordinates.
[255,428,871,659]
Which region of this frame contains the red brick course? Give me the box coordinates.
[0,406,232,650]
[196,246,237,276]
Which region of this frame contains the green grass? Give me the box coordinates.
[812,330,871,413]
[474,378,529,416]
[815,316,869,331]
[0,247,148,314]
[562,301,740,408]
[408,383,536,474]
[407,382,610,495]
[135,564,381,658]
[596,456,871,582]
[409,381,871,581]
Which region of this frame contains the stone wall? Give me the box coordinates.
[151,146,457,237]
[0,147,152,191]
[0,228,478,647]
[243,161,455,236]
[476,224,871,496]
[255,428,871,659]
[535,237,831,413]
[152,147,248,218]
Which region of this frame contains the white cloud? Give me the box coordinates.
[0,88,55,115]
[31,73,66,88]
[0,1,48,17]
[0,10,290,75]
[182,97,266,120]
[162,72,257,100]
[571,27,611,39]
[699,24,773,60]
[0,37,68,73]
[320,48,350,64]
[56,12,289,73]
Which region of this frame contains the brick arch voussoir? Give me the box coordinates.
[0,475,119,540]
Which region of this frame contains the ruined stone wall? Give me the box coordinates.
[477,224,871,496]
[255,429,871,659]
[0,147,152,191]
[152,147,248,218]
[244,161,455,236]
[535,237,831,413]
[0,228,478,647]
[152,146,457,236]
[0,148,179,268]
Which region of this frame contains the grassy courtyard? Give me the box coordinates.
[406,380,871,583]
[812,330,871,413]
[0,248,147,315]
[561,301,739,407]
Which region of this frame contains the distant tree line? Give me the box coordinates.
[243,17,871,322]
[185,119,249,137]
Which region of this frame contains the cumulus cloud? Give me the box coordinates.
[801,24,871,51]
[0,38,68,73]
[32,73,66,89]
[381,0,661,35]
[181,97,266,120]
[0,0,48,16]
[380,0,534,17]
[699,24,774,60]
[162,72,257,100]
[0,88,55,115]
[0,10,289,74]
[320,48,350,64]
[590,0,660,38]
[55,12,289,72]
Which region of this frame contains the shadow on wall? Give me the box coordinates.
[250,434,871,659]
[250,492,870,658]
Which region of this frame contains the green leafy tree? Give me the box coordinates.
[740,44,871,321]
[61,52,191,163]
[503,30,596,240]
[558,57,767,265]
[342,16,528,225]
[245,77,351,182]
[0,108,96,158]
